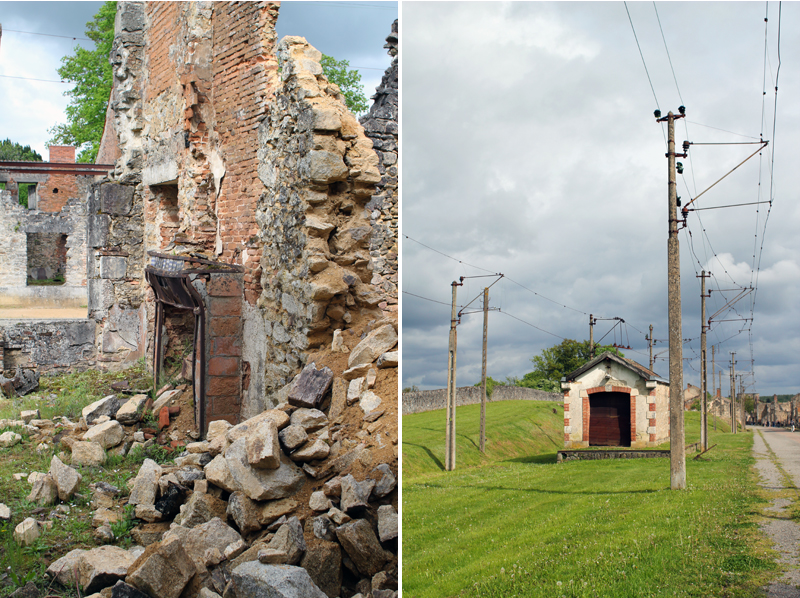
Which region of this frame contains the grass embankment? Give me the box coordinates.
[403,402,773,598]
[0,363,170,595]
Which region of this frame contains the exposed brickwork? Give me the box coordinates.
[582,396,589,442]
[630,394,636,443]
[48,146,75,163]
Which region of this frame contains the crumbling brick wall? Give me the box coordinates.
[97,1,395,425]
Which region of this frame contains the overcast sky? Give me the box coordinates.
[402,1,799,397]
[0,1,397,159]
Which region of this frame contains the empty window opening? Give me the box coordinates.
[18,183,38,209]
[589,392,631,447]
[27,233,67,285]
[150,184,180,248]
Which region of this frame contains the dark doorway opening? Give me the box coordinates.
[589,392,631,447]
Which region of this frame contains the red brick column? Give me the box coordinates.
[630,394,636,443]
[204,273,243,427]
[649,390,657,443]
[582,395,589,443]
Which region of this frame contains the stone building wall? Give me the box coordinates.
[0,191,28,287]
[96,2,397,424]
[403,385,561,415]
[361,20,399,310]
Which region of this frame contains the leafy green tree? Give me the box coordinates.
[320,54,369,114]
[514,339,624,392]
[49,1,117,163]
[0,139,43,162]
[473,376,504,398]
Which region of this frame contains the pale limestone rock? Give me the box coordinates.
[20,409,39,423]
[246,419,280,470]
[377,351,398,368]
[225,438,305,501]
[46,548,87,586]
[347,324,397,368]
[366,368,377,388]
[77,545,137,594]
[225,561,328,598]
[27,471,46,486]
[204,454,241,493]
[290,438,330,462]
[331,329,349,353]
[378,504,398,542]
[309,491,332,511]
[115,394,149,424]
[187,441,210,453]
[289,408,327,432]
[14,517,40,546]
[372,463,397,498]
[70,441,107,467]
[258,548,289,564]
[49,455,82,501]
[0,503,10,520]
[92,508,120,528]
[267,516,306,565]
[359,390,382,415]
[227,410,290,443]
[342,363,371,380]
[28,473,58,506]
[206,419,233,441]
[336,519,391,576]
[126,535,196,598]
[179,491,228,528]
[0,431,22,448]
[82,395,121,426]
[340,474,374,513]
[83,420,124,449]
[279,425,307,452]
[128,458,162,506]
[152,389,181,414]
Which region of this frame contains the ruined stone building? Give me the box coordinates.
[83,1,399,430]
[562,352,669,448]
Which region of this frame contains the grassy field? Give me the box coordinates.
[402,401,774,598]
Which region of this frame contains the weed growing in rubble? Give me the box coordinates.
[110,504,136,545]
[127,443,169,465]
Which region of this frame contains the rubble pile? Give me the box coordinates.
[0,317,398,598]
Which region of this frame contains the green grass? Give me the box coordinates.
[403,402,774,598]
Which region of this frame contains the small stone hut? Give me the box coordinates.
[561,352,669,448]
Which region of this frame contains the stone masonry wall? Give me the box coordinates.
[0,191,28,287]
[403,386,562,415]
[26,233,67,280]
[255,35,383,397]
[360,19,399,310]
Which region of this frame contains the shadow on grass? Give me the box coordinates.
[402,441,445,471]
[504,452,558,464]
[410,480,665,496]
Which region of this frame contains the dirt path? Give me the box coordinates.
[753,426,800,597]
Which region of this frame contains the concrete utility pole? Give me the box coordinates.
[730,352,736,433]
[445,280,461,471]
[658,108,687,490]
[589,314,596,359]
[712,345,717,431]
[699,270,710,450]
[648,325,654,371]
[480,287,489,454]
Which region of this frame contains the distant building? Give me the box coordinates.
[562,352,669,448]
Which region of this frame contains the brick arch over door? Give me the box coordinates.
[583,386,636,447]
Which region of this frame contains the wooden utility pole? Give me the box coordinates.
[730,352,736,433]
[589,314,596,359]
[480,287,489,453]
[648,325,654,371]
[659,108,687,490]
[445,281,461,471]
[699,271,710,451]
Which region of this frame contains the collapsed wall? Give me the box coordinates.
[93,1,398,425]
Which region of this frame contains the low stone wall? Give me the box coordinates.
[402,385,561,415]
[0,318,97,373]
[0,286,88,309]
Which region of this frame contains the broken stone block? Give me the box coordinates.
[366,368,377,389]
[313,515,337,542]
[227,410,290,443]
[92,507,121,528]
[95,525,115,543]
[347,378,364,405]
[0,431,22,448]
[20,409,40,424]
[329,378,348,421]
[301,539,343,598]
[0,503,10,520]
[166,517,242,573]
[309,491,332,512]
[71,440,107,467]
[179,490,228,528]
[342,363,372,380]
[377,505,398,542]
[82,395,122,426]
[91,481,121,508]
[376,351,398,368]
[225,562,328,598]
[359,391,382,415]
[83,420,124,449]
[206,419,233,441]
[14,517,40,546]
[46,548,87,586]
[128,458,162,506]
[152,389,181,414]
[267,516,306,565]
[224,438,305,501]
[340,474,375,513]
[290,438,330,462]
[154,481,189,519]
[246,418,280,470]
[258,497,299,527]
[323,477,341,498]
[287,363,334,409]
[258,548,289,564]
[115,394,149,425]
[134,504,163,523]
[331,329,348,353]
[347,324,397,368]
[226,491,263,535]
[290,408,328,432]
[336,519,391,577]
[279,425,308,452]
[110,580,152,598]
[372,464,397,498]
[327,507,350,526]
[126,535,196,598]
[27,473,58,506]
[49,455,82,501]
[204,454,241,493]
[77,545,137,594]
[131,522,170,547]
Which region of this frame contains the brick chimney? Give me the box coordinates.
[48,146,75,163]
